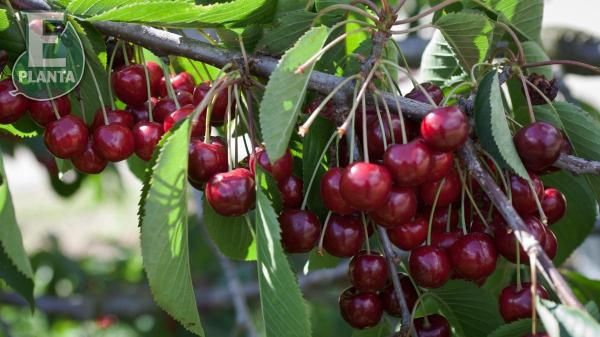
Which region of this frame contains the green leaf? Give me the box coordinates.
[0,153,34,307]
[562,271,600,309]
[420,30,465,86]
[487,319,534,337]
[127,155,149,181]
[351,320,391,337]
[586,302,600,322]
[482,258,514,297]
[203,195,256,261]
[171,56,218,84]
[139,119,204,336]
[305,250,339,272]
[302,117,334,217]
[475,71,529,179]
[255,170,311,337]
[471,0,544,42]
[259,26,330,161]
[537,299,600,337]
[257,10,316,55]
[0,123,38,138]
[0,7,25,62]
[433,12,494,76]
[522,41,552,78]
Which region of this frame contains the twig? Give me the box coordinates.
[554,153,600,175]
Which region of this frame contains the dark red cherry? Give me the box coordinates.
[380,274,418,316]
[349,251,388,292]
[387,217,428,251]
[428,152,454,182]
[366,115,404,159]
[420,170,461,207]
[321,167,354,215]
[0,78,30,124]
[370,186,417,228]
[93,124,135,162]
[304,96,336,121]
[414,314,451,337]
[91,108,134,130]
[153,92,194,123]
[427,206,459,232]
[249,148,293,182]
[112,64,149,106]
[132,121,164,161]
[29,95,71,126]
[409,245,451,288]
[405,82,444,105]
[278,175,303,209]
[431,231,462,251]
[420,106,469,152]
[514,122,563,172]
[163,105,206,137]
[449,232,498,280]
[193,82,231,125]
[510,173,544,215]
[494,216,547,263]
[188,138,228,184]
[159,72,195,97]
[44,115,88,158]
[499,283,549,322]
[205,168,255,216]
[145,61,163,97]
[541,188,566,225]
[323,214,365,258]
[384,139,433,187]
[126,97,158,123]
[339,287,383,329]
[71,139,107,174]
[543,228,557,260]
[279,209,321,253]
[340,162,392,211]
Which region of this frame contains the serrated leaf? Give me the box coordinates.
[305,250,339,272]
[522,41,552,78]
[537,299,600,337]
[351,320,391,337]
[482,258,514,297]
[127,155,149,181]
[471,0,544,42]
[302,117,334,217]
[257,10,316,55]
[586,302,600,322]
[203,195,256,261]
[139,119,204,336]
[420,30,465,86]
[0,153,34,307]
[0,124,38,138]
[475,71,529,178]
[255,170,311,337]
[487,319,534,337]
[259,26,330,160]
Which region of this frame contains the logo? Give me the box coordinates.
[11,12,84,100]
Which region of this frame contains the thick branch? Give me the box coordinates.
[555,153,600,175]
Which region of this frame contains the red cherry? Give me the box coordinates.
[29,95,71,126]
[541,188,566,224]
[323,214,365,257]
[193,82,231,125]
[304,97,336,121]
[91,108,134,130]
[126,97,158,123]
[44,115,88,158]
[159,72,195,97]
[163,105,205,137]
[278,175,303,209]
[499,283,549,322]
[112,64,149,106]
[71,139,107,174]
[449,232,497,280]
[339,287,383,329]
[132,121,164,161]
[514,122,563,172]
[145,61,163,97]
[409,245,452,288]
[0,78,30,124]
[428,152,454,182]
[414,314,451,337]
[494,216,547,263]
[420,170,461,207]
[370,186,417,228]
[340,162,392,211]
[427,206,459,232]
[384,139,433,187]
[543,228,558,260]
[420,106,469,152]
[279,209,321,253]
[153,92,194,123]
[92,124,135,162]
[249,148,293,182]
[320,167,354,215]
[405,82,444,105]
[510,174,544,215]
[349,251,389,292]
[365,115,404,159]
[380,274,418,316]
[188,138,228,185]
[431,231,462,251]
[205,168,255,216]
[387,217,428,251]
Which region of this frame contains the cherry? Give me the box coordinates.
[29,95,71,126]
[514,122,563,172]
[145,61,163,97]
[387,217,428,251]
[405,82,444,105]
[349,251,388,292]
[163,105,206,137]
[414,314,451,337]
[159,72,195,97]
[384,139,433,187]
[193,82,231,125]
[112,64,149,106]
[421,106,469,152]
[543,228,558,260]
[127,97,158,123]
[339,287,383,329]
[320,167,354,215]
[541,188,566,224]
[322,214,365,257]
[510,173,544,215]
[370,186,417,228]
[340,162,392,211]
[249,148,293,182]
[278,175,303,209]
[380,274,418,316]
[44,115,88,158]
[304,97,336,121]
[427,152,454,182]
[0,78,30,124]
[205,168,255,216]
[93,124,135,162]
[409,245,452,288]
[188,138,228,184]
[431,231,462,251]
[499,283,549,322]
[449,232,497,280]
[132,121,164,161]
[494,216,547,263]
[71,139,107,174]
[365,115,404,159]
[153,92,194,123]
[427,206,459,232]
[279,209,321,253]
[91,108,135,130]
[420,170,461,207]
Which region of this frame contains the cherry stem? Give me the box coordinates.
[390,23,433,35]
[516,239,522,290]
[521,60,600,75]
[106,40,121,110]
[460,178,467,234]
[225,86,234,171]
[446,204,453,233]
[527,178,548,225]
[378,66,408,144]
[317,212,333,255]
[495,21,525,65]
[75,88,87,124]
[301,132,337,210]
[427,178,446,245]
[455,161,489,229]
[121,42,130,66]
[243,88,258,150]
[518,74,536,123]
[160,59,180,109]
[361,213,371,254]
[351,0,379,14]
[338,66,378,136]
[314,4,380,26]
[530,255,538,335]
[394,0,459,24]
[204,95,215,143]
[521,76,560,111]
[361,94,370,163]
[477,147,510,196]
[85,60,108,125]
[137,46,154,122]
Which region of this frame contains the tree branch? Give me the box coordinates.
[555,153,600,175]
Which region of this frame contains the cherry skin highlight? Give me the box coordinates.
[541,188,567,224]
[420,106,469,152]
[278,175,304,209]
